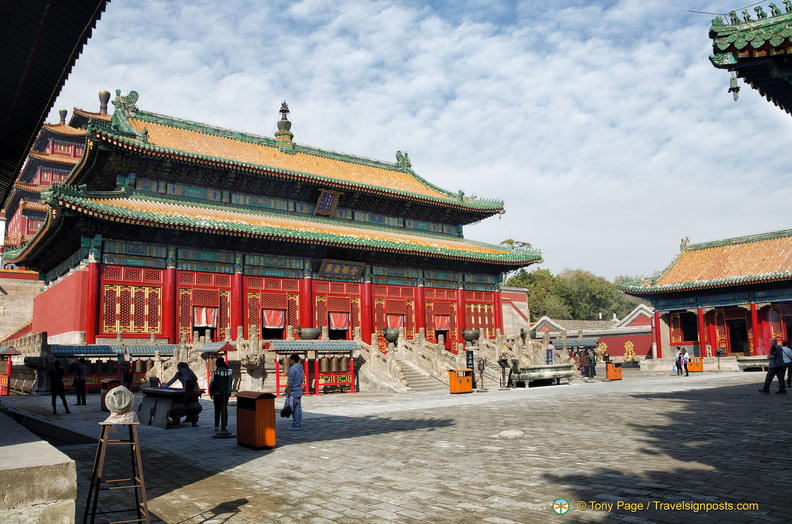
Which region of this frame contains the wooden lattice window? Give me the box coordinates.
[102,284,161,334]
[288,294,299,328]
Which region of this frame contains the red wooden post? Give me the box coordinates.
[85,261,100,344]
[162,266,177,344]
[415,283,426,337]
[493,289,504,339]
[231,272,243,339]
[361,279,373,344]
[456,286,466,350]
[653,311,663,359]
[299,276,313,329]
[696,307,707,356]
[750,302,761,355]
[349,356,356,393]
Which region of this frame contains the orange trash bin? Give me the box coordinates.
[606,362,622,381]
[448,369,473,394]
[688,357,703,372]
[237,391,277,450]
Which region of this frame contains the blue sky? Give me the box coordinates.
[49,0,792,280]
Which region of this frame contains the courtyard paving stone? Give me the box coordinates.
[1,368,790,522]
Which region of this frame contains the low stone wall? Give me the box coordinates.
[0,412,76,523]
[639,357,741,373]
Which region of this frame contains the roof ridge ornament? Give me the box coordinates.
[110,89,144,140]
[395,150,413,173]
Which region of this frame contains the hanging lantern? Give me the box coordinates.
[728,75,740,101]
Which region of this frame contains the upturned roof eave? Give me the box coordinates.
[85,127,505,217]
[622,272,792,295]
[45,189,541,268]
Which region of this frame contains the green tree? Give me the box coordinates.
[553,269,615,320]
[504,268,649,321]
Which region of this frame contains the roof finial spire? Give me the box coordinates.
[275,101,295,153]
[58,109,67,125]
[98,90,110,114]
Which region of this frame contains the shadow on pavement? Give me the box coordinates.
[538,380,789,522]
[57,411,453,523]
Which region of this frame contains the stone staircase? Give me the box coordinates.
[397,360,447,392]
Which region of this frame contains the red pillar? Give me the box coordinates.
[750,302,761,355]
[231,272,244,340]
[415,283,426,337]
[85,262,100,344]
[493,289,504,339]
[696,307,707,357]
[361,279,373,344]
[653,311,663,359]
[299,275,313,329]
[707,311,718,355]
[456,286,466,346]
[162,267,177,343]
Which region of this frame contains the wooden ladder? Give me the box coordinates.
[83,422,150,524]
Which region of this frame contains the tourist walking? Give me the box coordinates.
[49,360,71,414]
[675,347,683,375]
[781,341,792,389]
[546,341,556,365]
[285,353,304,430]
[73,357,87,405]
[759,338,786,394]
[209,357,233,432]
[680,349,690,377]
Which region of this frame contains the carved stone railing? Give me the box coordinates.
[353,334,408,391]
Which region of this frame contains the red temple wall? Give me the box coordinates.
[465,290,496,339]
[78,264,503,345]
[624,315,651,327]
[373,284,417,348]
[245,276,301,339]
[32,269,89,336]
[598,333,653,359]
[424,287,459,349]
[313,280,362,340]
[176,271,232,341]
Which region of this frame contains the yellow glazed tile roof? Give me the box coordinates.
[656,235,792,285]
[622,230,792,293]
[126,119,455,202]
[96,195,503,254]
[47,190,539,265]
[42,123,87,137]
[72,108,112,122]
[27,151,79,165]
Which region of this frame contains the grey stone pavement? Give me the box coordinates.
[2,367,791,523]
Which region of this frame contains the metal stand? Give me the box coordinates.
[83,422,150,524]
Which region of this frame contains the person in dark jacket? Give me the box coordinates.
[74,357,87,405]
[209,357,233,432]
[49,360,71,414]
[760,338,786,394]
[164,362,197,389]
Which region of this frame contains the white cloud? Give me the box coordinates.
[50,0,792,280]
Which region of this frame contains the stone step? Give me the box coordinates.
[397,361,447,391]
